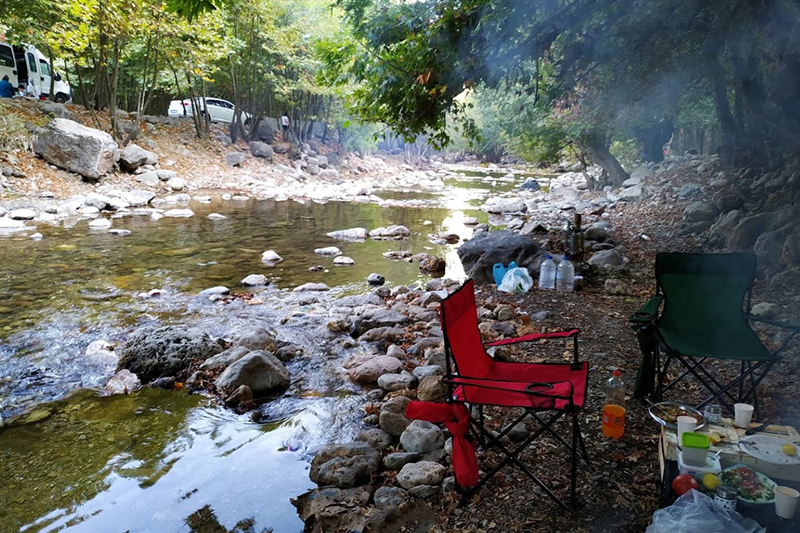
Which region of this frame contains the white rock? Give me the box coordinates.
[293,282,329,292]
[193,195,212,202]
[104,369,141,395]
[241,274,269,287]
[85,340,118,365]
[89,218,112,229]
[109,229,131,236]
[327,227,369,241]
[78,206,100,216]
[333,256,355,266]
[163,209,194,218]
[315,246,341,256]
[208,213,227,220]
[167,177,186,191]
[151,212,163,221]
[262,250,283,263]
[31,232,43,240]
[9,208,36,220]
[0,217,26,230]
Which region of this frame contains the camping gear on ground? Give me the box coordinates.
[492,261,518,286]
[646,490,766,533]
[498,267,533,293]
[602,370,625,439]
[439,279,589,508]
[678,449,721,477]
[735,403,755,429]
[538,255,556,290]
[630,253,800,418]
[556,256,574,292]
[774,486,799,519]
[681,432,710,466]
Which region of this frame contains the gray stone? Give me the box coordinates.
[383,452,421,471]
[327,227,369,241]
[9,208,35,220]
[241,274,269,287]
[167,177,186,191]
[309,442,381,487]
[199,286,230,298]
[319,168,339,180]
[225,384,253,406]
[751,302,782,319]
[120,144,158,171]
[482,197,526,214]
[456,230,540,285]
[117,325,222,382]
[156,170,177,181]
[294,282,329,292]
[408,485,440,498]
[588,248,624,268]
[351,308,411,337]
[678,183,702,198]
[416,375,447,402]
[333,256,355,266]
[710,210,743,238]
[230,326,277,352]
[495,304,513,321]
[123,189,156,207]
[622,176,641,188]
[370,225,411,239]
[39,101,72,119]
[618,185,644,201]
[200,345,251,371]
[367,273,385,286]
[315,246,341,256]
[292,486,373,531]
[380,411,411,437]
[163,208,193,218]
[275,344,303,362]
[356,428,393,451]
[754,229,787,268]
[214,350,290,395]
[519,178,540,191]
[400,420,445,453]
[412,365,444,380]
[347,356,403,384]
[33,118,119,179]
[85,192,111,210]
[249,141,274,159]
[377,371,415,392]
[374,486,410,509]
[104,369,142,395]
[712,189,744,213]
[387,344,405,358]
[585,226,610,242]
[136,171,160,187]
[397,461,446,489]
[225,152,245,167]
[604,278,627,295]
[629,165,652,181]
[683,201,718,222]
[728,213,776,252]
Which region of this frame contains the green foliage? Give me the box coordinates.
[340,119,381,154]
[610,138,642,169]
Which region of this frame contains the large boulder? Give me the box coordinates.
[397,461,447,489]
[400,420,445,453]
[482,197,526,214]
[33,118,119,179]
[310,442,381,487]
[588,248,624,268]
[230,325,277,352]
[456,230,541,284]
[117,326,222,382]
[683,201,718,223]
[249,141,274,159]
[728,213,776,252]
[255,121,276,144]
[119,144,158,171]
[214,350,290,394]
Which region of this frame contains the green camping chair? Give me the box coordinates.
[630,253,800,419]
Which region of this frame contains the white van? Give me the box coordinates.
[0,43,72,102]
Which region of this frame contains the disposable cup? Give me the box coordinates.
[775,486,799,519]
[677,415,697,441]
[734,403,755,429]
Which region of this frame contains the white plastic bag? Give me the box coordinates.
[498,267,533,293]
[646,490,765,533]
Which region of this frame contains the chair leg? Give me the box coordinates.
[571,415,579,507]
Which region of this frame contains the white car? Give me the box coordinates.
[167,97,251,125]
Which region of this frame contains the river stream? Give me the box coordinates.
[0,167,539,533]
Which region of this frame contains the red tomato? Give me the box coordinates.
[672,474,699,496]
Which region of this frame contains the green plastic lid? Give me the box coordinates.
[681,432,710,449]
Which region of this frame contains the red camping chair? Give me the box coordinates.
[440,279,590,508]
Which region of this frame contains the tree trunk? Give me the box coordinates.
[580,134,627,188]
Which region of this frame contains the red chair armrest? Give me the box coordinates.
[486,328,580,347]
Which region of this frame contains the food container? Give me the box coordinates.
[715,485,738,511]
[681,432,710,466]
[678,450,721,477]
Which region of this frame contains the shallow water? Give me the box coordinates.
[0,169,541,532]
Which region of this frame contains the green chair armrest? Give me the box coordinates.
[747,315,800,331]
[630,294,663,324]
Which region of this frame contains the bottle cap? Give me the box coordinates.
[612,370,621,377]
[545,255,552,260]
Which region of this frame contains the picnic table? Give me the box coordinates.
[657,418,800,532]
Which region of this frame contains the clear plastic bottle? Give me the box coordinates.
[556,255,574,292]
[602,370,626,440]
[538,255,556,290]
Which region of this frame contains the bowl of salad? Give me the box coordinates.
[719,465,777,504]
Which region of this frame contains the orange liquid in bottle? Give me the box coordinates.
[602,404,626,439]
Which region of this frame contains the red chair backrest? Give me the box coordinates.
[440,279,493,378]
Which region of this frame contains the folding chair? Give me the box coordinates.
[630,253,800,420]
[439,279,590,509]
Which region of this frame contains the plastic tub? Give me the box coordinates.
[681,432,710,466]
[678,450,721,477]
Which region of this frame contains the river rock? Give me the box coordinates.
[88,218,112,229]
[292,486,372,531]
[397,461,446,489]
[249,141,274,159]
[356,428,393,451]
[294,282,329,291]
[103,369,142,395]
[585,225,610,242]
[33,118,119,179]
[120,144,158,171]
[374,486,410,509]
[683,201,717,223]
[419,256,446,272]
[136,171,160,187]
[712,189,744,213]
[214,350,290,395]
[333,256,355,266]
[400,420,445,453]
[85,340,118,365]
[200,345,251,371]
[482,197,526,214]
[348,356,403,384]
[230,326,277,352]
[225,152,245,167]
[315,246,341,256]
[618,184,645,201]
[9,208,36,220]
[199,286,230,298]
[588,248,624,268]
[309,442,381,487]
[370,225,410,239]
[367,273,385,286]
[408,485,440,498]
[327,227,369,241]
[225,384,254,407]
[163,209,194,218]
[208,213,226,220]
[380,396,411,436]
[241,274,269,287]
[751,302,782,319]
[117,325,222,382]
[456,230,540,284]
[108,229,131,236]
[0,217,26,230]
[710,210,743,239]
[412,365,444,380]
[123,189,156,207]
[85,193,111,210]
[377,371,415,392]
[262,250,283,263]
[167,177,186,191]
[416,375,447,402]
[351,308,411,337]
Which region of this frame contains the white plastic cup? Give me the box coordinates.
[734,403,755,429]
[677,415,697,441]
[775,486,799,519]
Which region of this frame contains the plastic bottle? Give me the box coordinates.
[556,255,574,292]
[602,370,626,440]
[538,255,556,290]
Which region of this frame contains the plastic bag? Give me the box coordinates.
[498,267,533,293]
[646,490,765,533]
[492,261,518,287]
